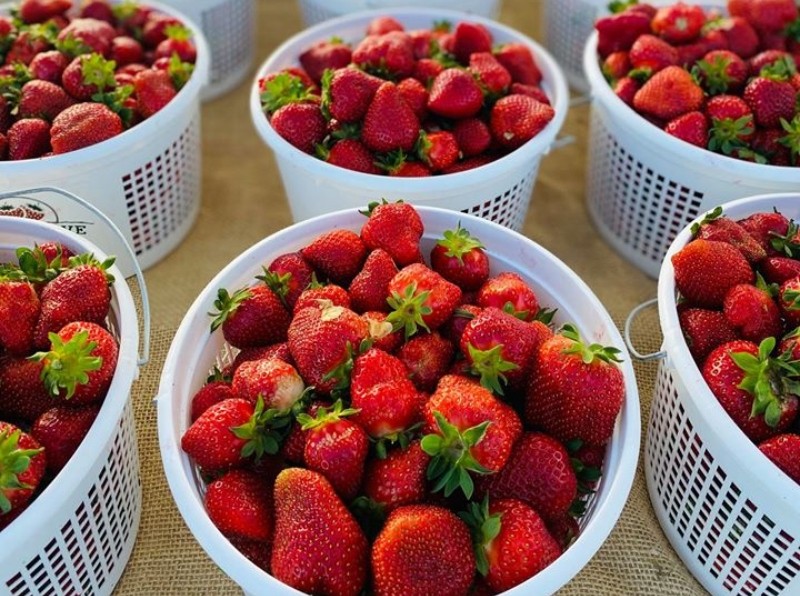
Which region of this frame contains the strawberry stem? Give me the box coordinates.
[30,330,103,400]
[466,343,519,395]
[231,395,292,459]
[386,282,432,339]
[560,323,624,364]
[0,428,43,514]
[457,495,501,577]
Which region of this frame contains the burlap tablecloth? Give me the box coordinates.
[115,0,707,593]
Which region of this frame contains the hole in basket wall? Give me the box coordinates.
[202,0,253,87]
[545,0,597,83]
[463,168,535,232]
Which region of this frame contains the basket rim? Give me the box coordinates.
[248,7,569,191]
[0,218,140,552]
[657,193,800,503]
[157,204,641,596]
[0,0,210,173]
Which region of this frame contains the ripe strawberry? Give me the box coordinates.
[348,249,398,313]
[671,239,754,308]
[396,76,428,120]
[293,282,351,313]
[365,16,404,35]
[61,54,116,101]
[271,468,368,596]
[461,497,561,592]
[232,358,305,411]
[664,110,708,147]
[632,65,705,121]
[710,17,759,59]
[723,283,782,344]
[205,469,273,542]
[493,42,542,86]
[141,13,182,48]
[469,51,511,96]
[371,504,475,596]
[298,38,352,85]
[278,401,331,465]
[190,376,236,422]
[629,34,679,74]
[0,356,52,423]
[476,271,539,321]
[351,376,423,442]
[735,0,798,33]
[270,101,326,154]
[738,211,792,256]
[651,2,706,44]
[678,307,738,364]
[50,102,123,154]
[0,272,39,356]
[19,0,71,24]
[364,441,429,512]
[759,433,800,483]
[360,200,424,268]
[413,57,444,84]
[386,263,462,338]
[396,330,454,392]
[0,422,45,517]
[762,256,800,285]
[58,17,116,56]
[422,375,522,497]
[602,51,631,82]
[362,310,404,352]
[301,228,367,286]
[525,324,624,446]
[748,50,794,75]
[613,76,640,105]
[350,347,408,396]
[778,277,800,327]
[744,77,796,129]
[430,223,490,291]
[452,117,491,158]
[154,24,197,63]
[133,68,177,118]
[427,68,484,119]
[490,93,554,150]
[7,118,50,160]
[352,31,415,79]
[451,20,492,64]
[4,30,51,66]
[416,130,459,172]
[31,403,100,473]
[361,81,420,153]
[80,0,115,23]
[706,94,755,156]
[595,10,653,58]
[260,251,314,310]
[209,284,290,349]
[287,300,369,395]
[692,209,766,263]
[321,66,382,123]
[694,50,749,95]
[703,338,799,442]
[229,342,294,376]
[383,157,432,177]
[751,128,792,165]
[111,35,144,66]
[18,80,74,121]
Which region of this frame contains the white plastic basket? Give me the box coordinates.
[582,6,800,280]
[0,189,150,596]
[542,0,605,93]
[642,194,800,595]
[250,8,569,232]
[157,205,640,596]
[0,0,210,274]
[160,0,254,100]
[298,0,501,26]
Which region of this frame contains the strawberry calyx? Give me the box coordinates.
[691,54,735,96]
[164,23,191,42]
[30,329,103,400]
[784,288,800,312]
[0,63,33,109]
[420,411,493,499]
[80,52,117,90]
[458,495,501,577]
[708,114,755,156]
[779,116,800,167]
[386,282,432,339]
[560,323,624,365]
[690,205,723,236]
[373,422,423,460]
[350,495,387,541]
[375,149,414,175]
[167,53,194,90]
[297,398,359,431]
[435,223,485,264]
[54,33,91,59]
[755,271,779,298]
[231,395,292,459]
[534,307,557,325]
[208,286,252,332]
[93,83,135,126]
[16,244,64,284]
[321,337,372,396]
[786,17,800,42]
[607,0,639,14]
[627,67,653,85]
[256,266,293,309]
[260,71,318,115]
[466,343,518,396]
[760,56,796,82]
[500,300,530,321]
[205,365,231,384]
[0,428,43,514]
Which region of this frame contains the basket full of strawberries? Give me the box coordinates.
[157,201,640,595]
[644,193,800,595]
[583,0,800,279]
[249,9,568,231]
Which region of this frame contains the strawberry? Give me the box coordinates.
[451,21,492,64]
[298,39,352,85]
[525,324,625,446]
[469,51,511,95]
[0,272,39,356]
[382,155,432,177]
[694,50,749,96]
[602,51,631,82]
[351,376,423,443]
[260,70,318,115]
[452,117,491,158]
[350,347,408,396]
[352,31,415,79]
[17,79,73,121]
[413,57,444,85]
[706,95,756,157]
[209,284,291,349]
[762,256,800,285]
[595,10,653,58]
[386,263,462,338]
[231,358,305,411]
[363,440,429,512]
[57,17,116,56]
[360,200,424,268]
[0,357,52,423]
[743,76,796,129]
[703,338,799,442]
[632,65,705,121]
[430,223,490,291]
[490,93,554,150]
[278,401,331,465]
[678,307,738,364]
[371,504,475,596]
[664,110,708,147]
[441,155,496,174]
[260,252,314,311]
[710,17,759,59]
[287,300,369,395]
[396,76,428,120]
[270,101,326,154]
[19,0,71,24]
[476,271,539,321]
[348,248,398,313]
[651,2,706,44]
[361,81,420,153]
[362,310,404,352]
[442,304,482,346]
[61,54,116,101]
[50,102,123,154]
[692,208,766,263]
[738,0,798,33]
[752,127,792,165]
[190,376,236,422]
[5,30,52,66]
[301,228,367,286]
[613,76,640,105]
[0,422,45,517]
[133,68,177,118]
[723,282,783,344]
[141,13,182,48]
[671,239,754,308]
[416,130,459,172]
[320,66,382,123]
[748,50,794,75]
[205,469,273,542]
[738,211,792,255]
[271,468,368,596]
[759,433,800,483]
[293,282,351,313]
[154,24,197,63]
[421,375,522,498]
[229,343,294,376]
[460,497,561,592]
[396,330,454,392]
[110,35,144,66]
[778,277,800,327]
[494,42,542,86]
[427,68,484,119]
[31,403,100,473]
[629,34,679,75]
[80,0,114,23]
[365,16,404,36]
[7,118,50,160]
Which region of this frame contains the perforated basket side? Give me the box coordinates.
[542,0,603,92]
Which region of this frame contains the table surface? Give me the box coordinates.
[114,0,707,593]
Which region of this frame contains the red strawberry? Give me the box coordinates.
[413,57,444,84]
[298,38,352,85]
[692,209,766,263]
[706,95,756,157]
[209,284,290,349]
[363,441,429,512]
[451,21,492,64]
[427,68,484,119]
[738,211,792,256]
[271,468,367,595]
[360,200,424,268]
[651,2,706,44]
[396,76,428,120]
[711,17,759,59]
[18,80,73,121]
[664,110,708,147]
[205,469,273,542]
[361,81,420,153]
[0,357,52,423]
[490,93,554,150]
[141,13,182,47]
[452,117,491,158]
[629,34,679,74]
[751,128,792,165]
[61,54,116,101]
[4,30,51,66]
[80,0,115,23]
[469,51,511,95]
[0,422,45,517]
[678,307,738,364]
[31,403,100,473]
[350,348,408,396]
[430,224,490,291]
[525,324,625,446]
[278,401,331,465]
[759,433,800,483]
[190,376,236,422]
[111,36,144,66]
[229,343,294,376]
[387,263,462,338]
[671,239,754,308]
[384,158,432,177]
[0,273,39,356]
[321,66,382,123]
[476,271,539,321]
[133,67,177,118]
[232,358,305,411]
[723,283,783,344]
[396,331,454,392]
[362,310,404,352]
[461,497,561,592]
[57,17,116,56]
[694,50,749,95]
[778,277,800,327]
[50,102,123,154]
[595,11,653,58]
[613,76,640,105]
[416,130,459,172]
[703,338,799,442]
[352,31,415,79]
[154,24,197,63]
[632,65,705,121]
[351,376,423,442]
[260,251,314,310]
[293,283,351,313]
[602,51,631,82]
[18,0,71,24]
[7,118,50,160]
[270,101,326,154]
[743,75,796,129]
[371,504,475,596]
[348,248,398,313]
[365,16,404,35]
[762,256,800,285]
[301,228,367,286]
[732,0,798,33]
[494,42,542,86]
[749,50,794,75]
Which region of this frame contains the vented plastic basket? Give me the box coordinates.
[0,0,209,273]
[157,205,640,596]
[0,188,150,596]
[542,0,604,93]
[582,11,800,280]
[250,8,569,232]
[645,194,800,595]
[298,0,501,26]
[161,0,254,100]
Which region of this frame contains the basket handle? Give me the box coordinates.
[624,298,666,362]
[549,135,576,152]
[0,186,150,367]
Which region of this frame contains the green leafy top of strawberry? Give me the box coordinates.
[467,343,518,396]
[708,114,755,156]
[93,83,135,126]
[458,495,501,576]
[231,395,293,459]
[0,267,26,283]
[534,307,558,325]
[321,338,372,396]
[31,329,102,400]
[67,253,116,284]
[608,0,639,14]
[435,223,485,263]
[428,38,460,69]
[692,54,735,96]
[350,495,388,541]
[0,63,32,108]
[386,281,432,339]
[208,286,252,332]
[560,323,624,365]
[205,365,231,384]
[760,56,797,82]
[168,53,194,90]
[22,21,58,44]
[16,244,64,284]
[260,71,318,115]
[297,398,359,430]
[786,17,800,42]
[0,428,43,514]
[112,0,139,21]
[165,24,191,41]
[755,271,779,298]
[731,336,800,427]
[690,205,723,236]
[420,411,493,499]
[784,288,800,312]
[432,20,452,33]
[81,52,117,90]
[54,34,91,59]
[779,115,800,166]
[256,266,292,308]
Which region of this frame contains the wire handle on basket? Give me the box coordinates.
[0,187,151,367]
[549,135,576,151]
[624,298,666,362]
[569,94,592,108]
